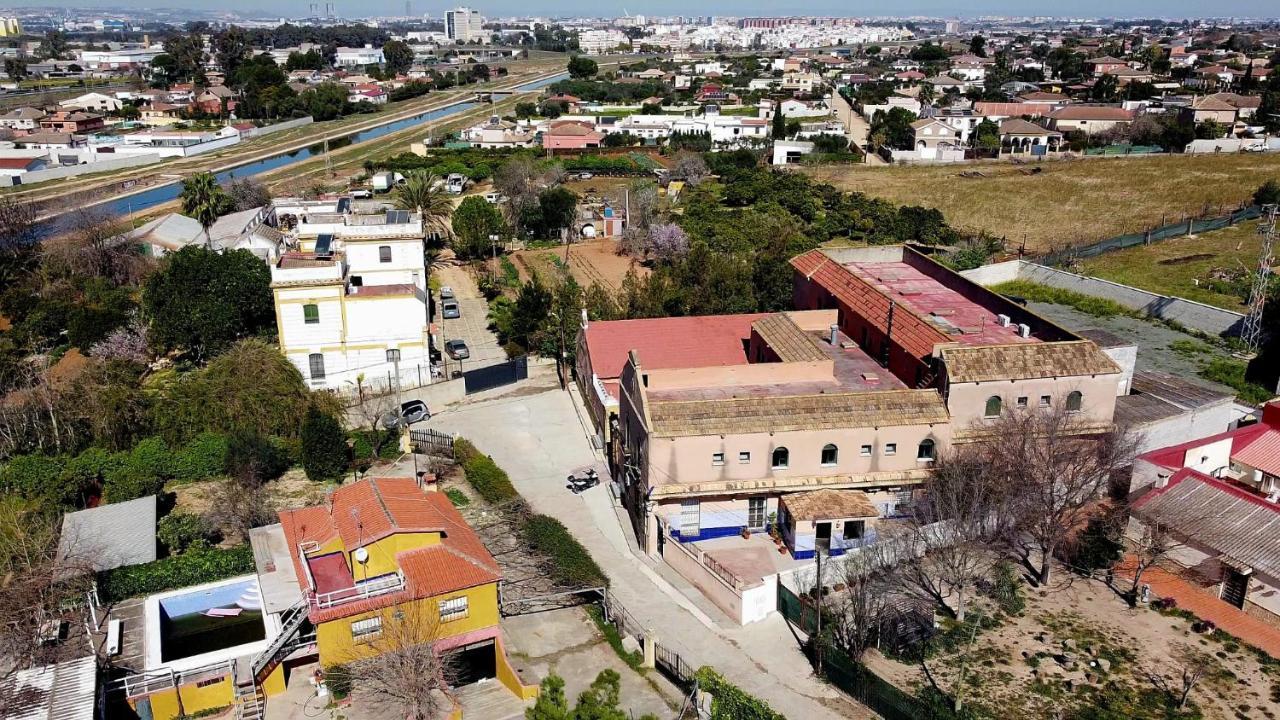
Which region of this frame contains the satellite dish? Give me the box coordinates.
[353,547,369,564]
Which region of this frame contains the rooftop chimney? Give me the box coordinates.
[829,324,839,345]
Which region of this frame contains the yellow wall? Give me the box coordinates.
[351,532,440,582]
[262,662,287,697]
[316,583,501,668]
[495,637,540,701]
[139,674,233,720]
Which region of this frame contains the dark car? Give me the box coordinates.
[380,399,431,429]
[445,339,470,360]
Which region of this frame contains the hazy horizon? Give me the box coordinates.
[0,0,1279,22]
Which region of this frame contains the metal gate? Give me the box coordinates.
[654,643,696,690]
[409,428,455,460]
[463,356,528,394]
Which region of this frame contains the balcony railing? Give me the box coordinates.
[310,572,405,609]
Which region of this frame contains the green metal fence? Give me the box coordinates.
[777,584,951,720]
[1040,204,1262,267]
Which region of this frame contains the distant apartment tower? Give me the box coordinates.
[446,7,485,43]
[0,17,22,37]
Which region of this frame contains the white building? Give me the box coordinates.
[446,7,485,44]
[671,106,768,147]
[578,29,631,55]
[78,47,161,69]
[334,45,384,67]
[59,92,122,113]
[270,200,431,393]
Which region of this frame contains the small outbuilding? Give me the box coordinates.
[779,489,879,559]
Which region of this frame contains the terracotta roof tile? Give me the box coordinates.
[583,314,765,381]
[648,389,949,437]
[752,314,829,363]
[940,341,1120,383]
[782,489,878,521]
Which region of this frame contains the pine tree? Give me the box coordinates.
[300,407,347,481]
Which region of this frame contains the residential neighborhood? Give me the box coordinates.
[4,9,1280,720]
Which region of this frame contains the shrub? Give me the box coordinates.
[991,560,1026,615]
[692,667,786,720]
[300,408,347,481]
[226,431,290,481]
[988,280,1137,319]
[97,544,255,602]
[1255,179,1280,206]
[1070,513,1124,574]
[522,514,607,588]
[0,453,69,504]
[173,432,229,482]
[455,438,518,503]
[157,512,216,554]
[103,437,173,502]
[323,665,352,700]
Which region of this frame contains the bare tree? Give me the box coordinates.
[821,552,895,660]
[333,604,458,720]
[882,450,1013,621]
[207,439,277,543]
[39,207,144,286]
[672,151,708,185]
[0,498,96,681]
[1125,517,1183,607]
[1144,643,1216,710]
[0,357,79,457]
[981,405,1136,585]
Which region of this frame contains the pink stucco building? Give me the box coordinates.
[541,120,603,150]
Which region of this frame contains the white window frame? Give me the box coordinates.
[884,443,897,456]
[860,444,873,457]
[738,451,751,464]
[712,452,726,466]
[438,596,469,623]
[351,616,382,642]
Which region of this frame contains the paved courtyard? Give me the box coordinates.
[421,382,872,720]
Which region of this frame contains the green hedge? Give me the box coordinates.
[454,438,519,504]
[522,514,608,588]
[97,545,256,602]
[988,280,1138,319]
[693,667,787,720]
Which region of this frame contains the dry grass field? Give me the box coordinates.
[801,154,1280,253]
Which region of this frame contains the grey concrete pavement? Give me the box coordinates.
[435,262,507,372]
[421,386,872,720]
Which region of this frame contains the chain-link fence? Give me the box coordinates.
[1041,205,1263,267]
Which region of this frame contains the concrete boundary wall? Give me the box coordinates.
[244,116,313,139]
[960,260,1246,337]
[0,153,162,187]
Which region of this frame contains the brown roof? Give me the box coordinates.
[1048,105,1133,121]
[999,118,1058,136]
[1018,91,1068,102]
[940,340,1120,383]
[648,389,949,437]
[752,314,829,363]
[1189,95,1237,111]
[782,489,878,521]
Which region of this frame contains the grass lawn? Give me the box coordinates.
[1075,220,1262,312]
[801,154,1280,253]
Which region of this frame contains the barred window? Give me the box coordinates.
[439,596,469,622]
[351,616,382,642]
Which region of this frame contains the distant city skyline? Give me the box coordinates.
[1,0,1279,21]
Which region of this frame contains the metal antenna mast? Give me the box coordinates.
[1241,204,1278,354]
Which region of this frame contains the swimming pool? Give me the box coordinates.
[145,575,274,672]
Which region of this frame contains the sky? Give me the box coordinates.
[1,0,1278,20]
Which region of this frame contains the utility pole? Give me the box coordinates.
[1241,204,1277,355]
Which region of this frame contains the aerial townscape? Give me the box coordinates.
[5,3,1280,720]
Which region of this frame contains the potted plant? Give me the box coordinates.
[740,527,751,539]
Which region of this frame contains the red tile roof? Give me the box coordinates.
[583,314,767,383]
[278,477,501,623]
[1049,105,1134,121]
[1139,407,1280,477]
[0,157,40,169]
[1232,427,1280,477]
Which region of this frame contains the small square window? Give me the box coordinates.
[738,451,751,464]
[860,444,872,457]
[1017,396,1028,407]
[439,596,469,622]
[303,304,319,324]
[379,245,392,263]
[712,452,725,466]
[351,616,382,642]
[1040,395,1052,407]
[884,443,897,456]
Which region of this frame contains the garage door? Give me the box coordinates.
[448,639,497,687]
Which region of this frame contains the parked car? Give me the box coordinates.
[445,339,470,360]
[381,399,431,429]
[350,188,372,199]
[578,172,594,180]
[439,286,455,300]
[441,300,460,319]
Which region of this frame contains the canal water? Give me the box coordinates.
[39,72,566,235]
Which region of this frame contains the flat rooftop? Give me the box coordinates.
[647,326,906,403]
[842,260,1040,347]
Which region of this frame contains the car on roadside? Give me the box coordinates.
[441,300,461,319]
[578,172,593,180]
[440,286,455,300]
[380,399,431,429]
[445,339,470,360]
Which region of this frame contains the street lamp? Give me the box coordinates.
[386,348,402,407]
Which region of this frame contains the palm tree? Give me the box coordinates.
[180,172,231,248]
[395,171,455,322]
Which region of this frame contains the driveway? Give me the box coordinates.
[435,261,506,373]
[421,385,872,720]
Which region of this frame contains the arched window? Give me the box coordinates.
[771,447,790,469]
[917,439,936,461]
[1066,391,1083,412]
[984,395,1002,418]
[821,444,838,466]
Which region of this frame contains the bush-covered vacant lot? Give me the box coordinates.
[801,154,1280,253]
